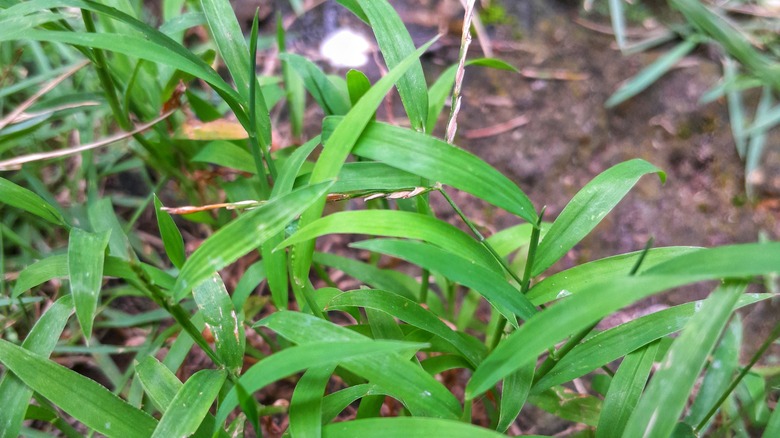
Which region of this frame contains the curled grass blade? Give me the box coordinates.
[532,159,665,276]
[0,339,157,437]
[278,210,499,271]
[68,228,111,340]
[151,369,226,438]
[326,289,484,367]
[172,181,333,300]
[213,340,434,429]
[352,239,537,322]
[192,273,244,374]
[323,118,537,223]
[622,283,746,438]
[0,295,73,438]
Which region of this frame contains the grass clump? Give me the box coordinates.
[1,0,779,436]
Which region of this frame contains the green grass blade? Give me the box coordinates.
[68,228,111,340]
[192,273,244,373]
[322,418,509,437]
[746,102,780,135]
[0,295,73,438]
[280,53,350,116]
[199,0,270,147]
[172,180,333,300]
[354,0,428,131]
[644,242,780,278]
[529,389,602,426]
[324,162,423,193]
[605,39,698,107]
[192,140,255,173]
[607,0,626,50]
[213,340,433,429]
[279,210,499,271]
[326,289,484,367]
[323,118,537,223]
[622,282,746,438]
[135,356,182,411]
[152,369,226,438]
[0,339,157,437]
[352,239,537,322]
[314,252,419,301]
[289,365,336,438]
[497,362,534,433]
[533,294,768,392]
[0,176,67,227]
[596,340,659,438]
[322,384,381,423]
[257,311,463,419]
[528,247,699,305]
[153,195,185,269]
[426,59,517,133]
[292,38,437,310]
[746,86,773,197]
[685,314,742,430]
[724,58,747,158]
[346,69,371,106]
[278,16,305,137]
[532,159,665,276]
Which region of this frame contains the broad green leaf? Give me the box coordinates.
[279,210,498,271]
[192,140,255,173]
[532,159,665,276]
[685,314,742,431]
[200,0,271,147]
[533,293,768,392]
[172,181,333,300]
[0,176,66,226]
[313,252,419,301]
[256,312,463,419]
[323,162,423,193]
[213,340,433,429]
[192,273,244,373]
[623,283,746,438]
[2,0,249,126]
[528,247,699,305]
[289,365,336,438]
[426,58,517,133]
[766,403,780,438]
[605,39,698,107]
[322,418,511,437]
[152,369,226,438]
[292,37,437,309]
[0,295,73,438]
[135,356,182,411]
[497,361,534,433]
[0,339,157,437]
[596,340,659,438]
[355,0,427,131]
[154,195,186,269]
[323,118,537,223]
[280,53,350,116]
[68,228,111,340]
[326,289,484,367]
[644,242,780,278]
[352,239,537,322]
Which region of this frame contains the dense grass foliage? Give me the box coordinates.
[1,0,779,436]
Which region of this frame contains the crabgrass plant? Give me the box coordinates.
[1,0,779,436]
[600,0,780,197]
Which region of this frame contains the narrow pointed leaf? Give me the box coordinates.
[135,356,182,411]
[152,369,226,438]
[192,273,244,373]
[0,295,73,438]
[322,418,509,437]
[213,340,433,428]
[154,195,186,269]
[68,228,111,340]
[313,251,419,300]
[279,210,498,271]
[289,365,336,438]
[532,159,665,276]
[0,339,157,437]
[622,283,746,438]
[346,69,371,106]
[352,239,537,322]
[172,181,333,300]
[497,362,534,433]
[596,340,659,438]
[0,176,66,226]
[323,118,537,223]
[280,53,350,116]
